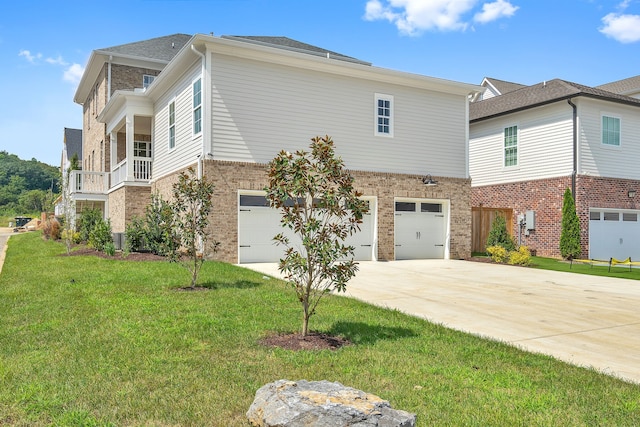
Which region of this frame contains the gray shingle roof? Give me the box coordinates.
[483,77,526,95]
[597,75,640,95]
[97,33,192,62]
[221,35,370,65]
[64,128,82,161]
[470,79,640,122]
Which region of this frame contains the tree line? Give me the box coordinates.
[0,151,60,215]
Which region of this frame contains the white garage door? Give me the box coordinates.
[238,194,374,263]
[589,209,640,261]
[395,199,446,260]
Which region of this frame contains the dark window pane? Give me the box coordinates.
[590,211,601,221]
[239,195,269,207]
[395,202,416,212]
[604,212,619,221]
[421,203,442,213]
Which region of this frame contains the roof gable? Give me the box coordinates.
[470,78,640,122]
[97,33,192,62]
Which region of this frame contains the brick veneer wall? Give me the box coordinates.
[472,174,640,258]
[472,176,572,258]
[108,185,152,233]
[152,161,471,264]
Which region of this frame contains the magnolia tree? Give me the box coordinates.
[170,167,219,288]
[265,135,369,336]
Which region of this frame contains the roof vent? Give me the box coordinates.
[172,42,175,49]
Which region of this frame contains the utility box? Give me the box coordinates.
[525,210,535,231]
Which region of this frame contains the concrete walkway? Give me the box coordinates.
[0,228,12,275]
[245,260,640,384]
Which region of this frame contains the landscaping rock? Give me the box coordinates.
[246,379,416,427]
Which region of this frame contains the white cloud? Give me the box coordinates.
[45,55,68,66]
[63,63,84,85]
[600,12,640,43]
[19,49,42,63]
[19,49,82,84]
[474,0,519,24]
[364,0,518,35]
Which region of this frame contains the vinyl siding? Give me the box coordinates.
[470,102,574,186]
[153,64,203,180]
[578,98,640,179]
[210,53,469,177]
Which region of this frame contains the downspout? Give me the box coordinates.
[567,99,577,197]
[191,44,206,179]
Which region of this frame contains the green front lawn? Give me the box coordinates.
[1,233,639,426]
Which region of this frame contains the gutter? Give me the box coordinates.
[567,99,577,197]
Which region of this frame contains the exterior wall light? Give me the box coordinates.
[629,190,636,198]
[421,174,438,186]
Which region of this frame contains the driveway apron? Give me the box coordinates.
[245,259,640,384]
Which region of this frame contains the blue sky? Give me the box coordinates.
[1,0,639,167]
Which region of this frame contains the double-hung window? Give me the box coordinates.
[504,125,518,167]
[168,101,176,150]
[602,115,620,146]
[193,78,202,135]
[375,93,393,137]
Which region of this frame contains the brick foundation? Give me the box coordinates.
[108,185,152,233]
[151,160,471,264]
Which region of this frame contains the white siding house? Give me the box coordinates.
[94,34,482,263]
[470,78,640,260]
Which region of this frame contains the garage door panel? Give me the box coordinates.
[589,209,640,261]
[395,200,446,260]
[239,195,374,263]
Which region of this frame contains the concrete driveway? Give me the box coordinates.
[245,259,640,384]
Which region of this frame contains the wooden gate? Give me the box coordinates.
[472,206,513,253]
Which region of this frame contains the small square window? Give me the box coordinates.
[590,211,601,221]
[143,75,155,89]
[623,213,637,222]
[421,203,442,213]
[395,202,416,212]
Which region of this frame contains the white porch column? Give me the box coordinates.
[126,114,135,181]
[110,131,117,173]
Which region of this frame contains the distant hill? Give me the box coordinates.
[0,151,60,213]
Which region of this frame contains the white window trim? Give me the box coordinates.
[193,77,203,138]
[168,99,176,151]
[374,93,394,138]
[601,113,621,148]
[503,124,519,168]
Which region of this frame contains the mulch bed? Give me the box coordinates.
[63,247,166,261]
[259,331,351,351]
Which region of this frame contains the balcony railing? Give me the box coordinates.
[69,170,108,194]
[111,157,153,187]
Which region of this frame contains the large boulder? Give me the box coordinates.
[247,379,416,426]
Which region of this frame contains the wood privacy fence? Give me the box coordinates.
[471,207,513,253]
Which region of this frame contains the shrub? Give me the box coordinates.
[487,245,509,263]
[144,193,178,256]
[61,229,81,244]
[88,218,113,253]
[77,209,103,243]
[103,241,116,257]
[559,188,581,260]
[486,214,516,252]
[125,216,146,253]
[508,246,532,266]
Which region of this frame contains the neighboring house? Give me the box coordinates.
[597,75,640,99]
[54,127,83,218]
[73,33,483,263]
[471,77,526,102]
[469,78,640,260]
